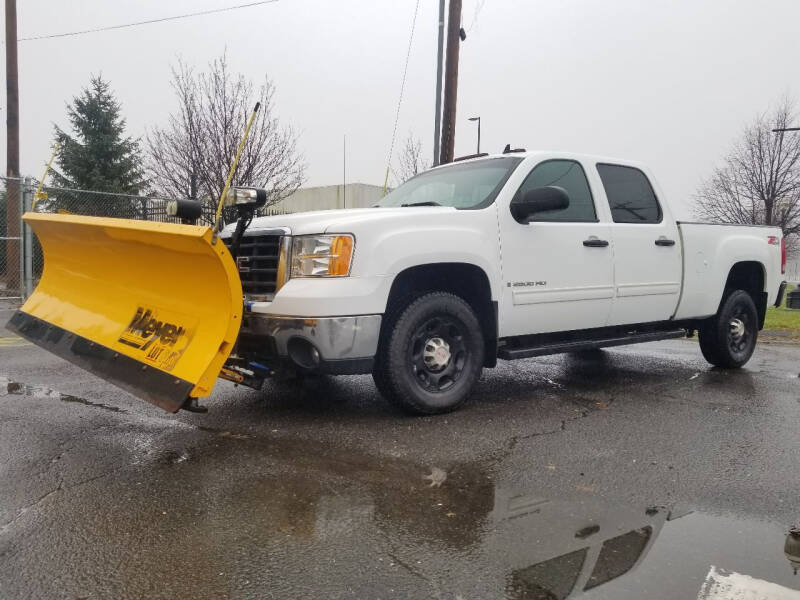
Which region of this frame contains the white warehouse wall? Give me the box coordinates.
[267,183,386,214]
[786,258,800,283]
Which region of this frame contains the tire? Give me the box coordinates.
[698,289,759,368]
[372,292,484,415]
[371,364,393,399]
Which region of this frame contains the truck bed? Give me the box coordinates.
[674,221,783,320]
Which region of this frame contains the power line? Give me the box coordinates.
[18,0,280,42]
[466,0,487,33]
[383,0,422,192]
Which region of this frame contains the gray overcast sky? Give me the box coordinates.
[3,0,800,218]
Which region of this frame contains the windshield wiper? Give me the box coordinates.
[400,201,442,207]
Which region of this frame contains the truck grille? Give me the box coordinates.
[223,232,285,299]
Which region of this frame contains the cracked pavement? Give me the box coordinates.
[1,334,800,599]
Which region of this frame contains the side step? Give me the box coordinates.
[497,329,687,360]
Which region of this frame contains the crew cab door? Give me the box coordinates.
[595,164,682,325]
[499,159,614,336]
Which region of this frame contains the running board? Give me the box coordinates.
[497,329,687,360]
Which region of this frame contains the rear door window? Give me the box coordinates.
[507,548,587,599]
[584,527,652,590]
[597,164,662,224]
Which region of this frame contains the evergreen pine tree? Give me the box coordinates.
[51,76,145,216]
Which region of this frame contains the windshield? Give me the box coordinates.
[376,156,523,209]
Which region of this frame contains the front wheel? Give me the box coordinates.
[698,289,758,368]
[372,292,484,415]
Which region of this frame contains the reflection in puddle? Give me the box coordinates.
[100,434,797,600]
[0,376,125,412]
[489,489,671,599]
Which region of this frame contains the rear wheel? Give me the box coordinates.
[372,292,484,415]
[698,289,758,368]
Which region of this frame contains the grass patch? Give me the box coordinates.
[763,284,800,333]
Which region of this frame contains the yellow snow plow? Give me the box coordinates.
[7,103,268,412]
[6,213,243,412]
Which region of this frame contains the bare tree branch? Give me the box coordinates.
[146,52,306,223]
[694,98,800,252]
[393,132,429,184]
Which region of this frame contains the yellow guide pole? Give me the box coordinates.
[31,142,60,211]
[213,102,261,234]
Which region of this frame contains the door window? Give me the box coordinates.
[516,160,597,222]
[597,164,662,224]
[508,548,587,599]
[584,527,652,590]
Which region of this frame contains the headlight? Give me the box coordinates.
[224,187,267,208]
[291,234,354,277]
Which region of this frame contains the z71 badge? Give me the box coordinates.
[117,306,195,372]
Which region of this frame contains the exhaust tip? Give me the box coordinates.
[287,337,321,370]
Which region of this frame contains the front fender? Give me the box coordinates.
[348,209,502,302]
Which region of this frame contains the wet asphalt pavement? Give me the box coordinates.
[1,306,800,598]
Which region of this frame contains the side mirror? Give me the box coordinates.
[511,186,569,222]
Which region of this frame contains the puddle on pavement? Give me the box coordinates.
[35,431,792,600]
[0,376,125,413]
[1,378,798,599]
[249,483,799,599]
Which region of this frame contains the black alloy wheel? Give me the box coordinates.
[373,292,484,414]
[699,289,758,368]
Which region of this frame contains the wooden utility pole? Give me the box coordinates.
[5,0,20,292]
[438,0,462,165]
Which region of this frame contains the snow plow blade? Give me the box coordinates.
[6,213,243,412]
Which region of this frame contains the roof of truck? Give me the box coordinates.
[442,150,648,170]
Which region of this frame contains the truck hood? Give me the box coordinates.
[236,206,459,236]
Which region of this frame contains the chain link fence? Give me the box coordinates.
[0,178,23,300]
[34,184,218,224]
[0,176,290,302]
[1,176,204,301]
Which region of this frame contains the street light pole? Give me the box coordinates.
[432,0,445,166]
[772,127,800,164]
[343,134,346,209]
[770,127,800,226]
[469,116,481,154]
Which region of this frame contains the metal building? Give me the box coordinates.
[267,183,386,214]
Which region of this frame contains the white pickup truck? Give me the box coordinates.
[223,151,787,414]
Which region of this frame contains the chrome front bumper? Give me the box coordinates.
[240,313,382,374]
